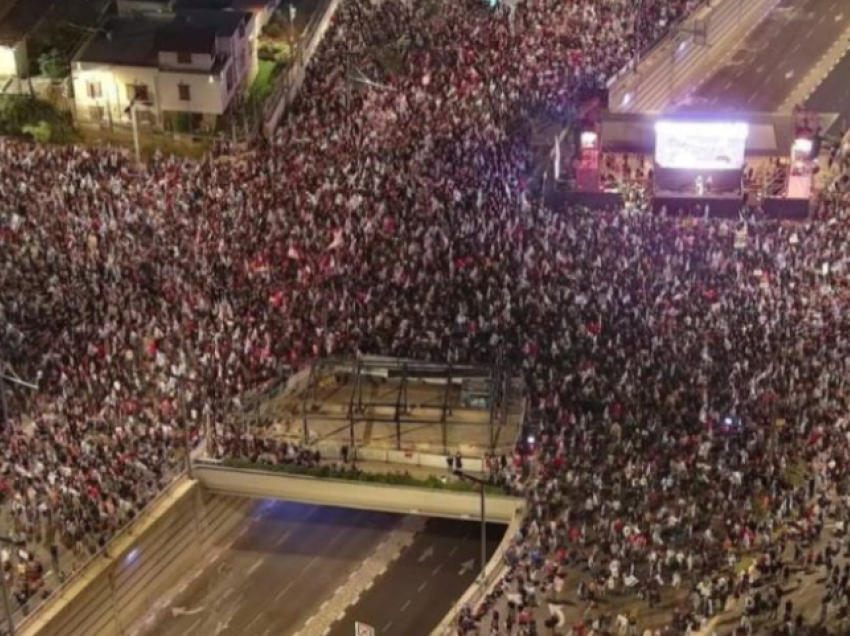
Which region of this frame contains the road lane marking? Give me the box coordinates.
[275,529,294,547]
[400,600,411,612]
[244,613,263,632]
[274,581,294,601]
[247,557,265,577]
[382,621,393,631]
[448,546,459,556]
[417,581,428,592]
[432,564,442,575]
[184,618,202,635]
[304,556,319,572]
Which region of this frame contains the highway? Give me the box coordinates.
[134,501,402,636]
[679,0,850,112]
[132,501,504,636]
[327,517,506,636]
[806,48,850,133]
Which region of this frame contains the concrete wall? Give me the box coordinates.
[609,0,779,113]
[195,464,522,523]
[21,479,256,636]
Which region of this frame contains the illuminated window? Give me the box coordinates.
[127,84,150,102]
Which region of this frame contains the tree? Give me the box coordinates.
[38,49,69,79]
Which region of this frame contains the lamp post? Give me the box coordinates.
[454,469,488,586]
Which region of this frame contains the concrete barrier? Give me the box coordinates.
[21,480,256,636]
[609,0,779,113]
[195,463,522,523]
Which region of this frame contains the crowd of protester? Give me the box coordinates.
[2,0,849,633]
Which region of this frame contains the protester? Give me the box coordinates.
[1,0,848,632]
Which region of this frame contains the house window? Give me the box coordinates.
[178,83,191,101]
[127,83,150,102]
[86,81,102,99]
[177,51,192,64]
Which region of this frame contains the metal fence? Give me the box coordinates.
[262,0,341,133]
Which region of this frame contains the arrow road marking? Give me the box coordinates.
[458,559,475,576]
[418,546,434,563]
[548,604,565,627]
[171,606,205,617]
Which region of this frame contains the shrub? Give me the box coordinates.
[0,96,76,143]
[38,49,70,79]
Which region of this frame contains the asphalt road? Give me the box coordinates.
[327,517,506,636]
[806,47,850,133]
[138,501,402,636]
[680,0,850,112]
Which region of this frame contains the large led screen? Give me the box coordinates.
[655,121,749,171]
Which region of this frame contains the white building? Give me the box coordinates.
[72,7,257,131]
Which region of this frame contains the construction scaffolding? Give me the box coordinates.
[238,356,524,457]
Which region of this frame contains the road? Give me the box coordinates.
[136,501,402,636]
[327,518,506,636]
[805,47,850,133]
[679,0,850,111]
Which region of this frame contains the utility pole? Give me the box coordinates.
[454,469,488,586]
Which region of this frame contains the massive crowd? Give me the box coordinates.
[1,0,848,633]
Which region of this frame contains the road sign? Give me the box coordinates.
[355,622,376,636]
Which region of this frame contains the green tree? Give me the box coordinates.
[38,49,69,79]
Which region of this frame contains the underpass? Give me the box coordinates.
[129,501,505,636]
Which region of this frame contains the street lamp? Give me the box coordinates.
[454,469,488,587]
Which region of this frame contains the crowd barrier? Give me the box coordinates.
[609,0,780,113]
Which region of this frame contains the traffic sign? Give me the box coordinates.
[355,622,376,636]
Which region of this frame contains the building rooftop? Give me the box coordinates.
[0,0,60,47]
[75,6,249,67]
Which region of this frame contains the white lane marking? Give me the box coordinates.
[275,529,294,547]
[274,581,294,602]
[304,556,319,571]
[417,581,428,593]
[400,600,411,612]
[432,564,442,575]
[183,618,202,635]
[244,613,263,632]
[448,546,458,556]
[247,557,265,577]
[383,621,393,632]
[326,528,346,548]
